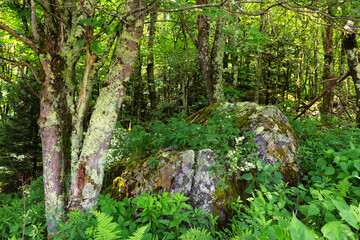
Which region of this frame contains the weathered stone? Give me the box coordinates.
[104,102,298,222]
[187,102,298,175]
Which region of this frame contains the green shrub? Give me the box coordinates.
[0,177,45,239]
[95,192,215,240]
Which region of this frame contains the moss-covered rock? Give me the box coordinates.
[188,102,298,177]
[104,102,298,223]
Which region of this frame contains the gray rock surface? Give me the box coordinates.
[104,102,298,221]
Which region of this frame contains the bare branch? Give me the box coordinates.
[157,0,228,13]
[31,0,39,40]
[231,1,287,16]
[294,71,351,120]
[0,22,40,54]
[0,76,40,98]
[0,56,41,84]
[180,13,198,48]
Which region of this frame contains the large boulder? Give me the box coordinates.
[104,102,298,221]
[187,102,298,175]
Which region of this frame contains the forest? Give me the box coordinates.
[1,0,360,239]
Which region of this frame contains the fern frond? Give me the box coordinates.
[127,224,150,240]
[179,228,214,240]
[93,211,121,240]
[336,178,350,198]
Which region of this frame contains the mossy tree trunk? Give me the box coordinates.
[343,20,360,126]
[1,0,146,235]
[321,11,335,116]
[211,19,227,102]
[182,1,227,104]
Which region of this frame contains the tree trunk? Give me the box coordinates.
[321,14,335,116]
[38,54,67,233]
[231,16,239,89]
[147,12,158,110]
[338,34,346,119]
[196,0,215,104]
[130,47,143,122]
[69,3,145,212]
[343,20,360,126]
[211,19,227,102]
[1,0,146,235]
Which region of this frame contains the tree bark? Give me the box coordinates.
[147,11,158,110]
[130,47,143,122]
[343,20,360,126]
[1,0,146,235]
[321,12,335,116]
[196,0,215,104]
[69,1,145,212]
[211,19,227,102]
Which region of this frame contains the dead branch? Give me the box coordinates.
[334,92,354,122]
[294,70,351,120]
[0,76,40,98]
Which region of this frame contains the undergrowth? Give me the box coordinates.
[3,116,360,239]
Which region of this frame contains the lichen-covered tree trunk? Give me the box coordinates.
[338,36,346,119]
[321,14,335,115]
[211,19,227,102]
[69,6,145,211]
[343,20,360,126]
[231,16,239,90]
[1,0,146,235]
[38,56,66,233]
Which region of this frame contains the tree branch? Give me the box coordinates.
[294,71,351,120]
[0,76,40,98]
[232,1,287,16]
[158,0,228,13]
[180,13,198,48]
[0,56,41,84]
[0,22,40,54]
[31,0,39,40]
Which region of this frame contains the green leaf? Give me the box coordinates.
[325,166,335,175]
[350,141,355,150]
[332,199,359,230]
[241,173,253,180]
[321,221,357,240]
[298,204,320,217]
[316,158,327,168]
[75,39,86,46]
[354,160,360,171]
[289,214,315,240]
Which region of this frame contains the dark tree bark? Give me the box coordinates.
[147,11,158,110]
[196,0,215,104]
[130,47,144,122]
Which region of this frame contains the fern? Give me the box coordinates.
[336,178,350,199]
[127,224,149,240]
[92,211,121,240]
[179,228,214,240]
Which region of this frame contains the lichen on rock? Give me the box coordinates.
[104,102,298,222]
[187,102,298,173]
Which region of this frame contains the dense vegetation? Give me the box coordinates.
[2,117,360,239]
[2,0,360,239]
